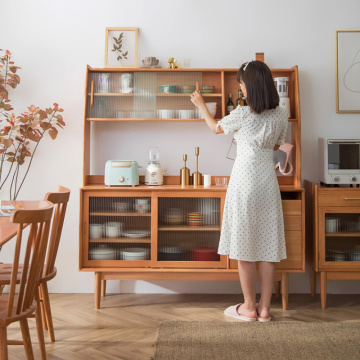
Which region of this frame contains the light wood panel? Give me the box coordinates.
[5,293,360,360]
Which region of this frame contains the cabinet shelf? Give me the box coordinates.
[86,118,211,122]
[158,225,220,231]
[90,212,151,217]
[89,237,151,244]
[89,93,222,97]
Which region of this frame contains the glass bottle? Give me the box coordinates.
[236,89,244,107]
[227,93,234,115]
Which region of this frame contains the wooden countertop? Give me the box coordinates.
[81,184,304,192]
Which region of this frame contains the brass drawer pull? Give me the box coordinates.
[344,198,360,200]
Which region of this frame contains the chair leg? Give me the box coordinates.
[38,286,48,331]
[19,318,34,360]
[0,326,8,360]
[35,294,47,360]
[0,285,5,296]
[40,282,55,342]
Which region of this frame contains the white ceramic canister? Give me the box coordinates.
[89,224,103,239]
[105,222,123,238]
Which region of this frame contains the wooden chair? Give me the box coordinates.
[38,186,70,342]
[0,186,70,345]
[0,201,53,360]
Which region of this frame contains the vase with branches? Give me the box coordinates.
[0,49,65,200]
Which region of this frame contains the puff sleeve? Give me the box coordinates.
[216,106,244,135]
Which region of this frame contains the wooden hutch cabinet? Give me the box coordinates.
[305,180,360,308]
[80,66,304,309]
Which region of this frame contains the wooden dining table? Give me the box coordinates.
[0,200,43,247]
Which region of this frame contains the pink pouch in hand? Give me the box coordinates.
[273,143,293,175]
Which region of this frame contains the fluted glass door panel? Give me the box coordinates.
[325,213,360,262]
[157,197,221,262]
[86,71,222,120]
[88,196,151,262]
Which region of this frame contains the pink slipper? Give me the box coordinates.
[224,304,257,322]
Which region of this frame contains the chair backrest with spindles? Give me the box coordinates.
[43,186,70,277]
[6,201,53,318]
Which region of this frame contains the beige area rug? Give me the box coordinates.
[154,321,360,360]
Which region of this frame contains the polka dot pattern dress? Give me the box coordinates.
[217,106,288,262]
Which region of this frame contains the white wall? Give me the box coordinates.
[1,0,360,295]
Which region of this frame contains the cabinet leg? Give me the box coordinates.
[94,272,101,309]
[310,267,316,296]
[275,281,281,298]
[281,272,289,310]
[320,272,327,309]
[101,280,106,297]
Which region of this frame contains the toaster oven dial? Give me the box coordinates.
[118,176,125,183]
[333,176,340,182]
[351,176,357,182]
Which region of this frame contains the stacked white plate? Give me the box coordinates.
[89,247,116,260]
[119,248,149,260]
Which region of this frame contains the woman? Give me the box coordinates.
[190,60,288,322]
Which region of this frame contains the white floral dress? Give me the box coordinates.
[217,106,288,262]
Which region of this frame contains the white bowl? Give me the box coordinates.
[120,248,149,260]
[178,109,194,119]
[197,103,217,118]
[89,247,116,260]
[89,224,103,239]
[157,109,176,119]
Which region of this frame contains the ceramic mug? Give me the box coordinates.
[89,224,103,239]
[105,222,123,238]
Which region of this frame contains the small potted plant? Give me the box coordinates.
[0,49,65,200]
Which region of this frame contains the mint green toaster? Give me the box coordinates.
[105,160,139,186]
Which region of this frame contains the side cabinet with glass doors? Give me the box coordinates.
[305,180,360,308]
[152,192,227,269]
[81,191,152,268]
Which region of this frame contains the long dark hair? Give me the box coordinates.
[237,60,279,114]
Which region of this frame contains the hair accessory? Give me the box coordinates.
[243,62,250,71]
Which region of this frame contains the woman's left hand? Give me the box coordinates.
[190,90,205,109]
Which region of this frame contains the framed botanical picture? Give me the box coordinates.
[336,30,360,113]
[105,27,138,68]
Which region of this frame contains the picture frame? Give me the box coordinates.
[336,30,360,113]
[105,27,138,68]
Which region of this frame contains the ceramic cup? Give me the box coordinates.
[325,218,338,233]
[89,224,103,239]
[203,174,211,187]
[105,222,123,238]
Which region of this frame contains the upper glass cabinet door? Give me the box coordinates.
[86,71,222,120]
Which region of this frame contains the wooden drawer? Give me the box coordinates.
[318,190,360,207]
[275,231,302,270]
[284,216,302,231]
[282,200,301,215]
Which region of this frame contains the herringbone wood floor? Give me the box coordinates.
[5,293,360,359]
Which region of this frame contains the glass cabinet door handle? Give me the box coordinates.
[344,198,360,200]
[90,80,94,108]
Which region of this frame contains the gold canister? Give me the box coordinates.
[192,172,202,186]
[180,154,190,185]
